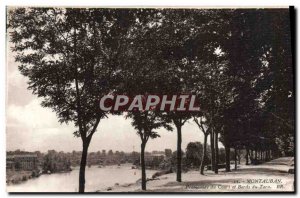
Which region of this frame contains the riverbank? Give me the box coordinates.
[7,168,72,185]
[6,170,39,185]
[101,157,294,192]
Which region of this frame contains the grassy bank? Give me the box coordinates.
[6,170,38,184]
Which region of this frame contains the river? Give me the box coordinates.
[7,164,157,192]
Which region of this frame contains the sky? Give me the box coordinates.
[6,34,207,154]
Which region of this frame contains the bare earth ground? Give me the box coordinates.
[100,157,294,192]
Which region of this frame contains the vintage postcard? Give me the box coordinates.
[6,6,295,193]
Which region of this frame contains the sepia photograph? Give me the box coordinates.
[5,6,295,193]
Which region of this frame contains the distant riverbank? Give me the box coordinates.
[6,168,72,185]
[6,170,40,185]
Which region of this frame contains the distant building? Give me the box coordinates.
[124,152,140,164]
[6,154,38,171]
[143,153,165,167]
[6,155,15,169]
[152,150,165,155]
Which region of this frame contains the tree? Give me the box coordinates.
[216,9,294,170]
[8,8,136,192]
[166,10,231,175]
[127,111,172,190]
[168,113,190,182]
[193,117,210,174]
[112,9,175,190]
[186,142,203,168]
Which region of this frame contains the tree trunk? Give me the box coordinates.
[225,145,231,172]
[79,142,89,193]
[238,149,241,164]
[246,148,249,165]
[234,148,237,170]
[200,133,208,175]
[176,125,182,182]
[255,149,257,160]
[214,132,219,174]
[210,131,215,171]
[141,142,147,190]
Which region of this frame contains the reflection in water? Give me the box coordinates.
[7,164,156,192]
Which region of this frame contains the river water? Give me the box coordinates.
[7,164,157,192]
